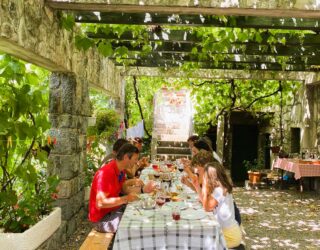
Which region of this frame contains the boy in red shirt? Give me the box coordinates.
[89,143,141,232]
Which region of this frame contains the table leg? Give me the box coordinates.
[299,178,303,193]
[280,169,284,189]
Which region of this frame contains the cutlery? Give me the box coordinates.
[133,205,143,215]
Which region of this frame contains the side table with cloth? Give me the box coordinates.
[112,165,227,250]
[272,157,320,191]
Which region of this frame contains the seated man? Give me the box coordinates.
[88,143,140,233]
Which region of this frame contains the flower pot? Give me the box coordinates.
[248,171,262,184]
[0,207,61,250]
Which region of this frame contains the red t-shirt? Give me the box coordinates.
[88,160,126,222]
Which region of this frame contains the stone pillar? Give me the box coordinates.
[48,72,90,240]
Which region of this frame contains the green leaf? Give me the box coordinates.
[191,47,198,54]
[142,45,152,53]
[26,73,39,85]
[255,32,263,43]
[99,26,112,35]
[20,84,31,94]
[61,14,75,31]
[97,41,113,57]
[0,190,18,206]
[115,46,129,57]
[75,35,95,51]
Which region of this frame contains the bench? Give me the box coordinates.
[80,229,114,250]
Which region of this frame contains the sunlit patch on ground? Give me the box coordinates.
[234,188,320,249]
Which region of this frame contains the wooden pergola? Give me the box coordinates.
[46,0,320,74]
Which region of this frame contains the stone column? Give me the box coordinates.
[48,72,90,239]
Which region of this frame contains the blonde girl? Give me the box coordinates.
[196,162,242,249]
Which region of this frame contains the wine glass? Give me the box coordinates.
[177,164,184,173]
[155,192,166,209]
[152,164,159,171]
[172,206,181,221]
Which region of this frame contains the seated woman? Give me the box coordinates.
[181,149,214,191]
[192,161,243,249]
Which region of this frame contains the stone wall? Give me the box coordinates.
[0,0,123,100]
[0,1,123,248]
[277,81,320,192]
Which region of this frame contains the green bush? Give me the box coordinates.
[0,54,59,233]
[85,107,120,186]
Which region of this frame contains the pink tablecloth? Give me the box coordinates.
[273,158,320,179]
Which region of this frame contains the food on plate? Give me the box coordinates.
[171,196,181,202]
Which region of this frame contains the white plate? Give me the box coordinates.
[125,209,154,220]
[181,209,207,220]
[164,201,188,210]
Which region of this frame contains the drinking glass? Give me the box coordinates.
[177,164,184,173]
[172,206,181,221]
[155,192,166,209]
[152,164,159,171]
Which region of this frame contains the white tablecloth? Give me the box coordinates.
[112,166,227,250]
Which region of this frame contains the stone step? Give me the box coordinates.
[157,146,191,155]
[155,153,191,161]
[157,141,189,148]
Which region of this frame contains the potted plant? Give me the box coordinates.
[243,159,263,184]
[0,54,61,249]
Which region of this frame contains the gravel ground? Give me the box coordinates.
[234,187,320,249]
[62,187,320,250]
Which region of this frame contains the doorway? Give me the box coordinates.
[231,124,258,183]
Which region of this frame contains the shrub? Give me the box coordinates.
[0,54,59,233]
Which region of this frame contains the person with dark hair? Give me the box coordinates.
[192,140,212,156]
[187,135,200,149]
[181,150,215,191]
[191,162,243,249]
[88,143,140,233]
[131,137,143,151]
[127,137,149,178]
[101,138,129,165]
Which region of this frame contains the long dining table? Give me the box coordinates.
[112,164,227,250]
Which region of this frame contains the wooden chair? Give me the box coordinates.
[79,229,114,250]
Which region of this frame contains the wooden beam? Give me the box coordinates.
[114,58,318,71]
[119,67,320,82]
[46,1,320,19]
[88,30,320,46]
[111,53,320,66]
[75,12,320,31]
[0,38,66,72]
[106,41,320,57]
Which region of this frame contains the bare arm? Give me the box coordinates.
[201,182,219,212]
[201,192,218,212]
[181,175,196,191]
[96,191,138,209]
